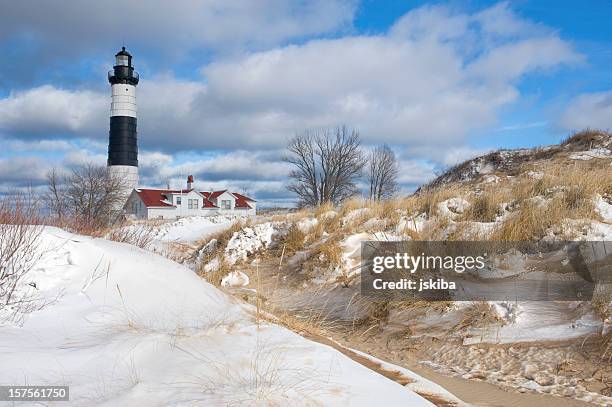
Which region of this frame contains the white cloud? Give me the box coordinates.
[62,150,106,168]
[467,37,582,84]
[390,4,470,42]
[0,0,356,54]
[192,5,578,149]
[156,150,290,182]
[396,159,437,186]
[493,121,547,132]
[439,147,490,167]
[0,86,106,137]
[474,2,544,38]
[0,2,586,202]
[4,139,74,152]
[0,3,580,156]
[0,156,48,186]
[560,91,612,131]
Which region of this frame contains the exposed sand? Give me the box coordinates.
[228,259,611,407]
[338,334,603,407]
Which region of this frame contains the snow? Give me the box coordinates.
[221,270,250,287]
[482,174,500,183]
[563,219,612,241]
[478,162,496,174]
[194,238,218,264]
[397,213,427,234]
[348,348,468,406]
[568,148,612,160]
[224,222,279,265]
[320,210,338,220]
[463,302,603,345]
[334,232,404,281]
[153,215,236,243]
[202,256,221,273]
[594,194,612,221]
[436,198,470,218]
[0,227,433,406]
[340,232,371,278]
[585,221,612,240]
[342,208,370,225]
[362,217,386,230]
[296,217,318,233]
[526,170,544,179]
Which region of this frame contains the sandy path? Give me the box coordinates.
[234,260,603,407]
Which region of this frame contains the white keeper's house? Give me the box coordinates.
[124,175,256,219]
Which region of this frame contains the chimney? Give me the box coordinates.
[187,175,194,190]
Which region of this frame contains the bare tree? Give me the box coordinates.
[367,145,399,201]
[0,193,44,323]
[44,164,127,230]
[45,168,65,222]
[284,127,365,207]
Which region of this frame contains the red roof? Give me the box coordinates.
[233,196,252,209]
[137,189,174,207]
[136,189,217,208]
[200,191,255,207]
[232,192,256,203]
[207,190,227,200]
[202,198,217,208]
[136,189,255,210]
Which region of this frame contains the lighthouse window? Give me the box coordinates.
[116,55,129,66]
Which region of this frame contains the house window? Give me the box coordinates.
[176,197,182,205]
[188,199,198,209]
[221,200,231,209]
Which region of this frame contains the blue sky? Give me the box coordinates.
[0,1,610,205]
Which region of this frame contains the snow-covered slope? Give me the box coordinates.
[0,227,433,406]
[152,215,236,244]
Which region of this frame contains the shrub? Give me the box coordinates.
[0,195,44,324]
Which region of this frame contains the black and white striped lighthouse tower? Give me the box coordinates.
[107,46,139,197]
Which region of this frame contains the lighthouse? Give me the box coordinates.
[107,46,139,199]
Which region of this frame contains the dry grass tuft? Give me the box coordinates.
[407,185,464,217]
[339,197,367,216]
[461,192,504,223]
[194,222,243,260]
[367,199,403,229]
[455,302,503,331]
[310,212,342,241]
[314,238,343,268]
[492,200,552,241]
[561,128,610,149]
[199,259,234,287]
[278,223,305,255]
[313,202,335,218]
[592,284,612,321]
[106,223,156,249]
[492,160,610,240]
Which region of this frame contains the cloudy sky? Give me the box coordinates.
[1,0,610,206]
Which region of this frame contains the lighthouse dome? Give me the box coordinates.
[109,46,138,85]
[115,47,132,67]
